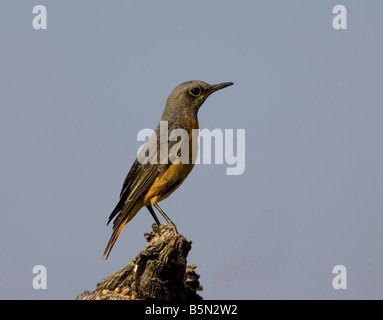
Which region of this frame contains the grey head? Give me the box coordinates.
[161,80,233,121]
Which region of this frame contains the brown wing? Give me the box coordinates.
[103,120,189,259]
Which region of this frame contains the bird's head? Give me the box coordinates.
[162,80,233,120]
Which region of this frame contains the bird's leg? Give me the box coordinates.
[153,203,178,234]
[146,205,161,228]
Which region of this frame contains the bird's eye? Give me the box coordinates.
[189,87,201,97]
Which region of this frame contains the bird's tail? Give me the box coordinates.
[102,221,126,260]
[102,201,143,260]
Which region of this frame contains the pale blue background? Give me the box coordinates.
[1,1,383,299]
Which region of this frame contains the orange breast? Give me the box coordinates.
[143,118,199,205]
[183,118,199,136]
[183,118,199,166]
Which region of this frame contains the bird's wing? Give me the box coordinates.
[103,119,192,254]
[103,120,189,259]
[107,119,189,224]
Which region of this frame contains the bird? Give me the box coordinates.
[103,80,234,259]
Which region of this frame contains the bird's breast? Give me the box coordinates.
[183,118,199,165]
[143,119,199,205]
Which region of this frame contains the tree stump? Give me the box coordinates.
[76,224,202,300]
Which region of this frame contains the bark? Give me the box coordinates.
[76,224,202,300]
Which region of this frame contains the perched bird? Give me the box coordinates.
[103,80,233,259]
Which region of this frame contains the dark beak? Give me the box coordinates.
[209,82,234,94]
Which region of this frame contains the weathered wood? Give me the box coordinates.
[76,224,202,300]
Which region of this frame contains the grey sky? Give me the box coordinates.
[1,1,383,299]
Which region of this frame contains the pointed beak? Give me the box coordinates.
[209,82,234,94]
